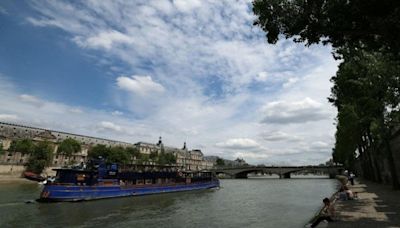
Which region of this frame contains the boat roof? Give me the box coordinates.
[52,168,94,173]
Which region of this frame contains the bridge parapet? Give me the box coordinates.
[212,165,344,179]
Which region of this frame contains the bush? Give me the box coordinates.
[26,141,54,174]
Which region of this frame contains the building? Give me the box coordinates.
[0,122,133,166]
[0,122,214,170]
[134,137,214,170]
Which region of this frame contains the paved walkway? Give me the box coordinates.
[327,179,400,228]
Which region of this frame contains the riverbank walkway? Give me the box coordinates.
[328,179,400,228]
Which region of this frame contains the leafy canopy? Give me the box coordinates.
[26,141,54,174]
[253,0,400,54]
[9,139,35,154]
[57,138,81,157]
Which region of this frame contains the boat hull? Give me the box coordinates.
[38,181,220,202]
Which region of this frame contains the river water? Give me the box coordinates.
[0,177,337,228]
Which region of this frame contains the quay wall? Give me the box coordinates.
[0,164,25,176]
[0,164,58,177]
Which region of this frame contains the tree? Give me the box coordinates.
[137,153,150,165]
[253,0,400,55]
[216,157,225,167]
[88,144,111,160]
[26,141,54,174]
[253,0,400,189]
[57,138,81,157]
[164,153,177,165]
[149,151,158,161]
[9,139,35,154]
[329,49,400,187]
[125,146,140,159]
[108,146,130,164]
[88,145,131,164]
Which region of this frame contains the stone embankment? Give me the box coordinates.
[327,179,400,228]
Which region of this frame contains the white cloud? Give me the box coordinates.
[97,121,122,132]
[173,0,202,13]
[116,75,165,96]
[19,94,44,107]
[255,71,268,82]
[216,138,261,150]
[0,114,19,121]
[74,30,133,49]
[2,1,341,165]
[261,97,328,124]
[283,77,299,88]
[111,111,123,116]
[69,108,83,114]
[261,131,302,142]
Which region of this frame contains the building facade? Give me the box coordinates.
[0,122,214,170]
[134,138,214,170]
[0,122,133,166]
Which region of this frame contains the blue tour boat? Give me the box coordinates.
[38,159,219,202]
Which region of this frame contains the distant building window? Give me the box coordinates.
[55,161,58,164]
[19,159,23,163]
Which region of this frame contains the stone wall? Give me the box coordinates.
[0,164,25,176]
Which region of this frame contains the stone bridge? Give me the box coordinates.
[211,165,344,179]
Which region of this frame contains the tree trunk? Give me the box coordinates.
[384,137,400,189]
[367,130,382,182]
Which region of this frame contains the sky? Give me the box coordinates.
[0,0,339,165]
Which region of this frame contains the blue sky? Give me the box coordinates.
[0,0,339,165]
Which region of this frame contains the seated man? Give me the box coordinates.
[307,198,336,228]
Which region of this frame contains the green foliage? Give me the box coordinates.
[108,146,130,164]
[164,152,177,165]
[330,50,400,167]
[137,153,149,164]
[9,139,35,154]
[26,141,54,174]
[88,144,111,159]
[125,146,140,158]
[216,157,225,166]
[57,138,81,157]
[149,151,158,161]
[88,145,130,164]
[253,0,400,54]
[157,151,177,165]
[253,0,400,188]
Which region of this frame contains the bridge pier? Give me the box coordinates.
[328,173,337,179]
[279,173,291,179]
[234,173,248,179]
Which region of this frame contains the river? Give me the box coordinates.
[0,177,337,228]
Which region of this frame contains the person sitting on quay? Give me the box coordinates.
[338,185,358,200]
[306,197,336,228]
